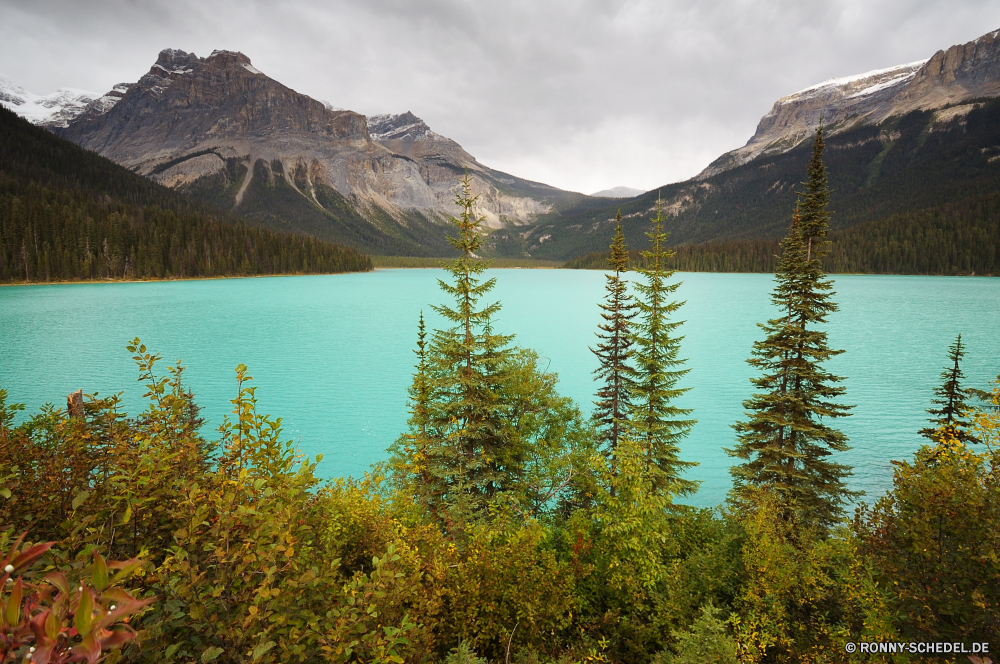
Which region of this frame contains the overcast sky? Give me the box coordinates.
[2,0,999,194]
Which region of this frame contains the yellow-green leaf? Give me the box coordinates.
[251,641,276,662]
[201,646,224,663]
[75,587,94,637]
[5,578,22,626]
[72,490,90,510]
[92,553,109,591]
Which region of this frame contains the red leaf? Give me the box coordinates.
[44,571,70,596]
[11,541,55,571]
[32,643,55,664]
[98,624,137,650]
[69,633,101,664]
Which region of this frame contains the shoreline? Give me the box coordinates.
[0,270,371,288]
[3,268,994,287]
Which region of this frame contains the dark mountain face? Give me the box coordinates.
[497,28,1000,262]
[700,29,1000,179]
[501,98,1000,261]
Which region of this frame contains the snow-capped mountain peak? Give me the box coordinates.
[0,74,128,128]
[783,60,929,103]
[367,112,436,142]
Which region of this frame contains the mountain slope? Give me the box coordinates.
[565,189,1000,276]
[701,28,1000,177]
[504,28,1000,262]
[28,49,586,256]
[0,105,371,281]
[508,96,1000,261]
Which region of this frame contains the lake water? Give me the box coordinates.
[1,270,998,508]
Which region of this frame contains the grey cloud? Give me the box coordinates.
[2,0,998,192]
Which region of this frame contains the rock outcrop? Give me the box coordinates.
[700,28,1000,178]
[43,49,576,248]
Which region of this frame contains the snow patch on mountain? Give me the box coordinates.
[368,112,437,142]
[153,63,194,75]
[784,60,928,102]
[0,74,111,127]
[846,70,920,99]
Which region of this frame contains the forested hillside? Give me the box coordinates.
[566,190,1000,275]
[506,97,1000,262]
[0,107,372,281]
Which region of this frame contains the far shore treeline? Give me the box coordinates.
[565,191,1000,275]
[0,107,372,283]
[2,129,999,663]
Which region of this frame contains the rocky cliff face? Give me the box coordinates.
[700,28,1000,177]
[43,50,573,249]
[58,49,373,181]
[891,29,1000,113]
[367,111,556,228]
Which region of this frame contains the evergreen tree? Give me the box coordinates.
[919,334,979,444]
[728,126,857,531]
[386,312,444,519]
[591,212,638,470]
[387,178,593,530]
[413,175,516,530]
[628,198,697,496]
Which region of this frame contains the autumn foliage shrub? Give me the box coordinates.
[3,342,999,663]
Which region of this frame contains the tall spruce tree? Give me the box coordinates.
[728,126,857,530]
[920,334,979,444]
[393,174,516,531]
[628,198,697,496]
[591,212,638,470]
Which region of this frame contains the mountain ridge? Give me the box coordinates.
[26,48,587,256]
[700,28,1000,178]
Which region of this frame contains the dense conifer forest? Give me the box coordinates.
[517,97,1000,264]
[565,190,1000,275]
[3,140,999,663]
[0,107,372,282]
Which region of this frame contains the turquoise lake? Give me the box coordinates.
[1,269,998,508]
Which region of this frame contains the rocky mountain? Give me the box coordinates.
[493,27,1000,261]
[365,111,584,230]
[701,28,1000,177]
[17,49,586,256]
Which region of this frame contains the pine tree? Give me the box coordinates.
[386,312,444,518]
[920,334,979,444]
[728,126,857,531]
[591,212,638,470]
[628,198,697,496]
[422,174,515,529]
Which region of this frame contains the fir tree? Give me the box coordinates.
[628,198,697,496]
[424,175,515,529]
[920,334,979,444]
[591,212,638,470]
[386,312,445,518]
[728,126,857,531]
